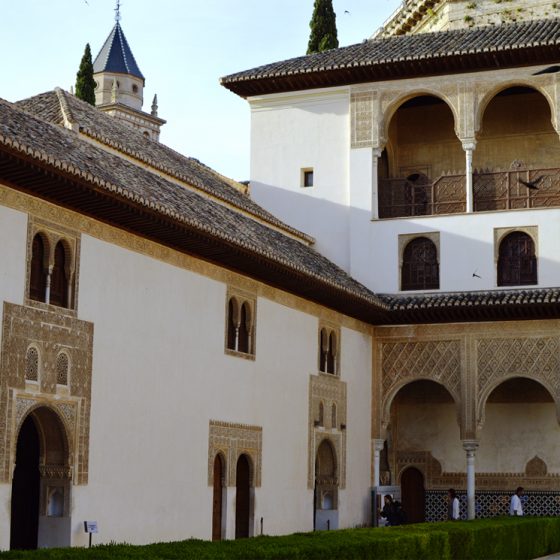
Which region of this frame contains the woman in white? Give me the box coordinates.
[448,488,460,520]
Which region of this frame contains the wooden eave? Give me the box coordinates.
[0,146,388,325]
[222,44,560,98]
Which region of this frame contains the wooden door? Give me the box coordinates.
[400,467,425,523]
[212,455,223,541]
[235,455,250,539]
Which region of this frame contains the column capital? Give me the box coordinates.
[461,139,477,152]
[372,147,384,158]
[372,438,385,452]
[462,439,479,452]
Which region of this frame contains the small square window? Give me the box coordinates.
[302,169,314,188]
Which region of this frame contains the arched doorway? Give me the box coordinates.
[387,379,459,523]
[400,467,425,523]
[10,415,40,549]
[235,454,252,539]
[10,407,71,550]
[314,439,339,530]
[212,454,225,541]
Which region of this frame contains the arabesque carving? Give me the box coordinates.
[0,302,93,484]
[308,374,347,489]
[208,421,262,488]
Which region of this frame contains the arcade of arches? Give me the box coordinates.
[373,319,560,520]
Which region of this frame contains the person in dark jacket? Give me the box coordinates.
[380,495,404,526]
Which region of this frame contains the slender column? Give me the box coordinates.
[462,141,476,213]
[45,267,53,304]
[372,439,385,488]
[371,148,383,220]
[463,440,479,520]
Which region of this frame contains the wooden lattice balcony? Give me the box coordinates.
[378,167,560,219]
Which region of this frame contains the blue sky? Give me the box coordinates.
[1,0,401,180]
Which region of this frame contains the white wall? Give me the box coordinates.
[250,89,351,271]
[363,209,560,294]
[64,234,373,545]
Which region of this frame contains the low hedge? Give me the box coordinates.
[1,517,559,559]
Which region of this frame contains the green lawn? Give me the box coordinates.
[1,517,559,559]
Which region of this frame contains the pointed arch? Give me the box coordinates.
[29,233,48,303]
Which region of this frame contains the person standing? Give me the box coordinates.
[447,489,460,520]
[509,487,524,516]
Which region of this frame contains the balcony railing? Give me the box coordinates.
[378,167,560,219]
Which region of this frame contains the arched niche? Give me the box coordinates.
[477,377,560,475]
[474,86,560,172]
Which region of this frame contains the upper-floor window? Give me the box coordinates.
[497,231,537,287]
[26,219,80,311]
[25,346,39,382]
[225,293,256,357]
[401,236,439,291]
[301,168,314,188]
[319,326,339,375]
[30,233,48,302]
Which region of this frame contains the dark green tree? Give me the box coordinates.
[307,0,339,54]
[75,43,96,105]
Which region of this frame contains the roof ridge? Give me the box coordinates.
[54,87,77,131]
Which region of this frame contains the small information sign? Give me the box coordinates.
[84,521,98,534]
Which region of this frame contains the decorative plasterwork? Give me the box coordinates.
[397,451,560,491]
[380,338,462,424]
[374,320,560,443]
[208,420,262,488]
[476,335,560,428]
[350,68,560,151]
[308,374,347,489]
[0,302,93,484]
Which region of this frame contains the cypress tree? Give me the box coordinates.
[75,43,96,105]
[307,0,339,54]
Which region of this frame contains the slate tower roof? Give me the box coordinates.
[93,22,144,82]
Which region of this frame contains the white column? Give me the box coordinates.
[45,267,53,304]
[372,439,385,488]
[463,440,479,520]
[371,148,383,220]
[462,141,476,213]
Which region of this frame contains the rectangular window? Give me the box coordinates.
[302,168,314,188]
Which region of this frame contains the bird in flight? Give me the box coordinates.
[519,175,544,190]
[533,66,560,75]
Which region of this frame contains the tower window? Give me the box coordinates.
[132,84,138,93]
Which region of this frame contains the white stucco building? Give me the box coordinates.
[2,0,560,551]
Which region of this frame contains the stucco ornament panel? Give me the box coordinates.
[476,336,560,427]
[351,91,376,149]
[381,339,461,405]
[0,302,93,484]
[208,421,262,488]
[307,374,347,489]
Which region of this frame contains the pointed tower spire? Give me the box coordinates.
[151,94,158,117]
[92,3,166,141]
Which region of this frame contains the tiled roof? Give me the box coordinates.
[15,89,312,244]
[380,288,560,323]
[93,22,144,80]
[221,18,560,97]
[0,97,388,317]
